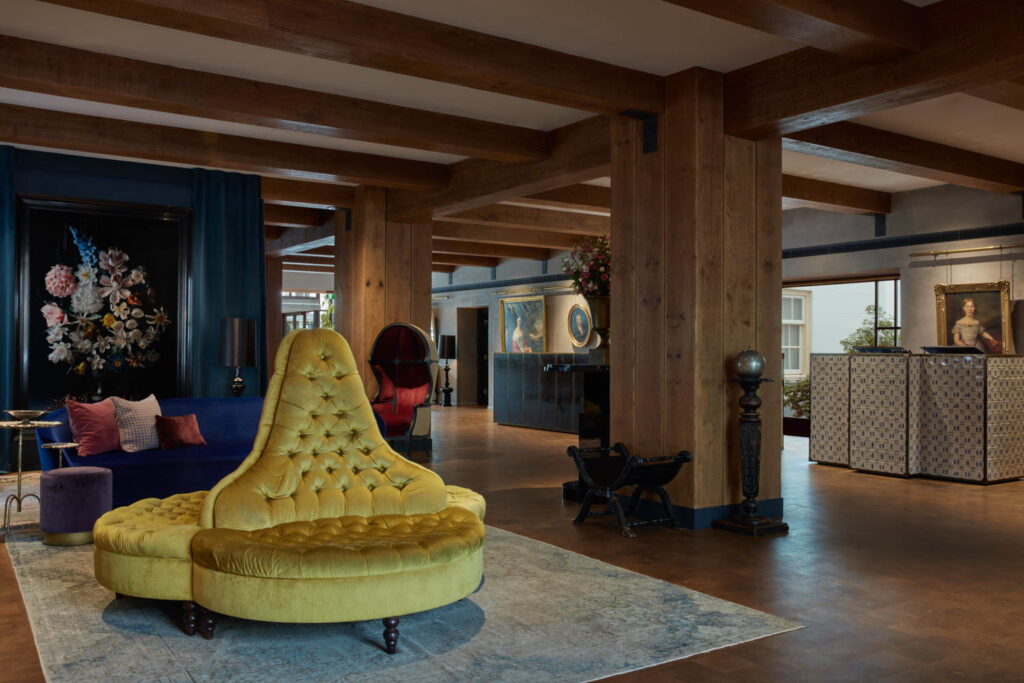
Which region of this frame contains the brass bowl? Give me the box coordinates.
[6,409,46,424]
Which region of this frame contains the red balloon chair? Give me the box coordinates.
[368,323,438,457]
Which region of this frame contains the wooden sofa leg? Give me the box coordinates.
[383,616,400,654]
[199,608,217,640]
[181,601,198,636]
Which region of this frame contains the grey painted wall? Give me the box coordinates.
[784,184,1024,353]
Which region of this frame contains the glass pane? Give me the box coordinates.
[782,297,793,320]
[791,297,803,321]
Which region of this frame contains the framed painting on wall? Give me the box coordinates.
[934,280,1014,354]
[16,197,191,407]
[499,295,546,353]
[567,303,592,348]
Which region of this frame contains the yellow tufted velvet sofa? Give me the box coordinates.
[92,328,486,653]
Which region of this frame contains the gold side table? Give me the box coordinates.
[0,418,62,537]
[41,442,79,469]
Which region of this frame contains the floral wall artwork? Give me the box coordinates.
[42,227,172,378]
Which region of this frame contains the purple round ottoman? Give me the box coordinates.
[39,467,113,546]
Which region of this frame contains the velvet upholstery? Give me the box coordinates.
[40,466,113,543]
[37,397,262,507]
[91,328,484,639]
[155,414,207,449]
[65,399,120,457]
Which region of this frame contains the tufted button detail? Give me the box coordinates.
[311,450,318,457]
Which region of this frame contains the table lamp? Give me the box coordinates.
[439,335,456,407]
[220,317,256,397]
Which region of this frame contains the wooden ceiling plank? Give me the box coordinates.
[438,204,610,235]
[431,253,501,268]
[432,264,457,273]
[430,239,550,261]
[725,2,1024,138]
[39,0,663,114]
[663,0,921,62]
[0,35,547,163]
[432,223,584,250]
[783,121,1024,194]
[520,184,611,212]
[388,116,611,221]
[264,204,331,228]
[261,178,356,209]
[282,255,334,266]
[781,174,891,214]
[0,103,448,190]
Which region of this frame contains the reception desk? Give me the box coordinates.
[810,353,1024,483]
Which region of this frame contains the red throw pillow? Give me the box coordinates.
[66,398,120,457]
[375,364,396,402]
[155,414,207,450]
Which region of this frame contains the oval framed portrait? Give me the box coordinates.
[568,303,593,348]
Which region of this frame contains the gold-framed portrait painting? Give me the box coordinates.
[499,295,546,353]
[567,303,592,348]
[934,281,1014,354]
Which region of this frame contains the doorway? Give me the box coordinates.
[455,306,490,406]
[475,308,489,406]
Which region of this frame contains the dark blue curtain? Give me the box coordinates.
[190,170,266,397]
[0,147,14,470]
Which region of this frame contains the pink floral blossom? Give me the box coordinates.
[44,265,77,298]
[41,303,65,327]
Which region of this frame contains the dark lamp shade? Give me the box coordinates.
[220,317,256,368]
[439,335,457,360]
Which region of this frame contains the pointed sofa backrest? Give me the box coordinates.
[199,328,446,530]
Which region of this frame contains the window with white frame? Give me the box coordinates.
[782,289,811,377]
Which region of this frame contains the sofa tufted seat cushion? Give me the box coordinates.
[445,485,486,520]
[192,507,484,579]
[93,491,206,601]
[191,507,485,623]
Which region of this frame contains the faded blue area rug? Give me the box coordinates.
[5,493,799,681]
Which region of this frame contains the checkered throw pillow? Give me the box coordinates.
[111,394,162,453]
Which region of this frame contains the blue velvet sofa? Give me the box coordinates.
[36,397,263,507]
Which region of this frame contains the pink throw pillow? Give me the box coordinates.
[66,398,121,457]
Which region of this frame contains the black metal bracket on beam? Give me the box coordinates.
[620,110,659,154]
[874,214,886,238]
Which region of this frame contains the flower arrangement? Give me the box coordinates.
[561,236,611,297]
[41,226,171,376]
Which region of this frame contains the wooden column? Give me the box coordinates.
[610,67,782,523]
[334,186,433,393]
[265,254,283,371]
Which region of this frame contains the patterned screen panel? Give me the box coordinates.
[985,356,1024,482]
[809,354,849,465]
[911,355,986,481]
[850,355,908,475]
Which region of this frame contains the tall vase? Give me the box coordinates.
[585,295,610,366]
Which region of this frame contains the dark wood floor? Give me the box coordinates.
[6,406,1024,680]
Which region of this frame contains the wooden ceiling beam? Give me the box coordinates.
[437,204,610,235]
[725,2,1024,138]
[783,122,1024,194]
[265,225,287,241]
[781,175,891,214]
[266,224,335,256]
[40,0,663,115]
[0,35,547,164]
[431,254,501,268]
[281,263,333,273]
[264,205,331,228]
[282,255,334,266]
[388,116,611,221]
[261,178,356,210]
[0,103,448,190]
[432,223,584,250]
[967,77,1024,112]
[432,265,456,274]
[520,184,611,212]
[663,0,921,62]
[431,239,550,261]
